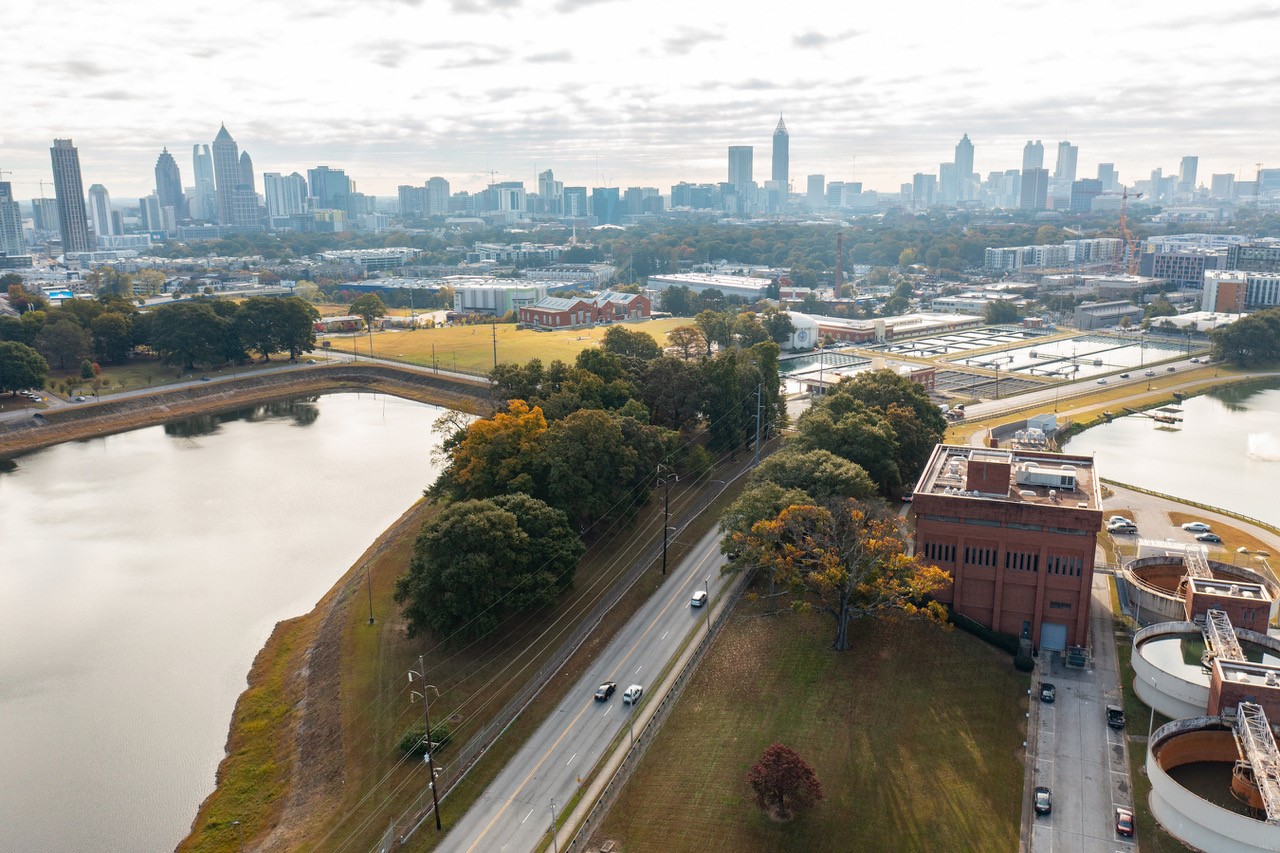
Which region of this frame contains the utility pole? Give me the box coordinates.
[491,321,498,371]
[432,342,437,372]
[367,567,375,625]
[409,657,442,831]
[550,800,559,853]
[657,467,678,575]
[705,576,711,639]
[753,383,763,466]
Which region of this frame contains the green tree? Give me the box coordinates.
[151,301,228,369]
[750,449,877,503]
[35,320,92,370]
[393,494,584,641]
[694,310,731,355]
[277,297,321,359]
[665,325,706,360]
[0,342,49,395]
[540,408,641,525]
[746,744,824,821]
[984,300,1021,324]
[638,356,707,431]
[733,312,769,347]
[791,400,901,493]
[90,312,133,364]
[236,297,283,360]
[601,325,661,361]
[762,309,795,345]
[1211,308,1280,367]
[86,266,134,298]
[131,269,168,297]
[658,285,695,316]
[349,293,387,330]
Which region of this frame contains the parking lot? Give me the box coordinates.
[1029,572,1137,853]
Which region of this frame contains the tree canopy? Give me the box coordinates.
[747,744,824,821]
[0,342,48,394]
[1212,308,1280,367]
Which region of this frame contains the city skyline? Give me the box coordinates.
[3,0,1277,199]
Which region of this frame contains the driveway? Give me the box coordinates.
[1028,571,1136,853]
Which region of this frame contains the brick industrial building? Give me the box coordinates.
[912,445,1103,651]
[517,290,650,329]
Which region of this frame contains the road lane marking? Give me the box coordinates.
[661,630,669,640]
[462,542,722,852]
[522,808,534,824]
[635,665,643,675]
[567,752,577,765]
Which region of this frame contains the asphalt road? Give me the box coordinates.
[438,524,732,853]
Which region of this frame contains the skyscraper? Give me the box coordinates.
[239,152,256,195]
[154,148,185,221]
[87,184,116,239]
[771,116,789,187]
[1022,140,1044,172]
[308,166,351,209]
[954,133,975,201]
[562,186,587,217]
[1097,163,1118,193]
[1179,156,1199,192]
[192,144,217,221]
[211,125,241,225]
[50,138,92,253]
[0,182,23,255]
[590,187,621,224]
[538,169,563,215]
[728,146,753,193]
[426,177,450,216]
[807,174,825,208]
[31,198,60,235]
[263,172,308,217]
[1020,168,1049,210]
[1054,142,1078,182]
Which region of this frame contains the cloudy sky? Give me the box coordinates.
[3,0,1277,202]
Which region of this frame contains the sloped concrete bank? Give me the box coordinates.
[0,364,492,457]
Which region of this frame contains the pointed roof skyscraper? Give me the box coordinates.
[214,123,235,144]
[771,114,789,186]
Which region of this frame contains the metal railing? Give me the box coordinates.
[1235,702,1280,824]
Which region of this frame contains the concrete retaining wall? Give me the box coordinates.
[1132,622,1212,720]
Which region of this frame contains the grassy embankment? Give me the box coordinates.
[324,317,692,374]
[180,447,750,852]
[598,602,1029,853]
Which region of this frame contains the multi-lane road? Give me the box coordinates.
[438,524,732,853]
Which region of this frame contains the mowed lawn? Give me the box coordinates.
[324,317,693,374]
[600,602,1029,853]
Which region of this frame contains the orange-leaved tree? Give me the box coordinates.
[733,499,950,650]
[448,399,547,498]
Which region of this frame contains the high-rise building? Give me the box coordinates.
[1022,140,1044,172]
[590,187,621,224]
[87,184,116,239]
[154,148,185,222]
[0,182,23,255]
[50,138,92,253]
[211,124,242,225]
[954,133,975,201]
[771,116,789,187]
[806,174,825,208]
[426,177,450,216]
[1069,179,1102,213]
[138,194,164,232]
[563,186,588,217]
[31,198,60,235]
[728,146,753,193]
[1097,163,1118,193]
[264,172,308,217]
[1053,141,1078,182]
[191,144,217,221]
[912,173,937,209]
[1020,168,1049,210]
[307,166,350,209]
[538,169,563,215]
[239,152,256,195]
[1179,156,1199,192]
[1210,173,1236,199]
[938,162,958,205]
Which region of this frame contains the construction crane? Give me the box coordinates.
[1118,187,1144,275]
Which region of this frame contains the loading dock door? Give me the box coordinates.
[1039,622,1068,653]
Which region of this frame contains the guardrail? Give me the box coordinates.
[559,568,754,852]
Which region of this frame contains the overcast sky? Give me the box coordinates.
[3,0,1278,202]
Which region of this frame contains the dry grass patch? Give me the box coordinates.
[597,602,1028,853]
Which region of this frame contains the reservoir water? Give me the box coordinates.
[0,393,448,852]
[1064,381,1280,528]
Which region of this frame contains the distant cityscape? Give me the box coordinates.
[3,118,1280,268]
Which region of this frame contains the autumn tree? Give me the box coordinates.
[444,400,548,499]
[746,744,824,821]
[732,499,950,650]
[666,325,706,360]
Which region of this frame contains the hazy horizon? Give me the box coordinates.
[4,0,1278,200]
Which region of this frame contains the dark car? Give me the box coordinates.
[1034,786,1052,816]
[1196,532,1222,543]
[1040,683,1056,703]
[1107,704,1126,729]
[1115,806,1134,836]
[594,681,616,702]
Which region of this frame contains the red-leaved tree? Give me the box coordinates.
[746,743,824,821]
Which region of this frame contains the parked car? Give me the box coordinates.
[73,396,86,402]
[1108,523,1137,534]
[1181,521,1212,532]
[1034,786,1052,816]
[1196,532,1222,543]
[900,493,914,503]
[594,681,616,701]
[622,684,644,705]
[1107,704,1126,729]
[1108,516,1132,526]
[1115,807,1135,836]
[691,590,708,608]
[1040,683,1056,703]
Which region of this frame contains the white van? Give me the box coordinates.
[622,684,644,705]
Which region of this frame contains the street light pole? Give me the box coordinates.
[657,469,678,576]
[367,567,375,625]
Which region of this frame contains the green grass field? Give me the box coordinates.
[323,317,693,375]
[599,602,1029,853]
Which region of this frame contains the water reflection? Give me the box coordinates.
[162,397,323,438]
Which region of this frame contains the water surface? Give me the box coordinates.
[0,393,447,852]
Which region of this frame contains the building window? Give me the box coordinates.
[1049,601,1072,610]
